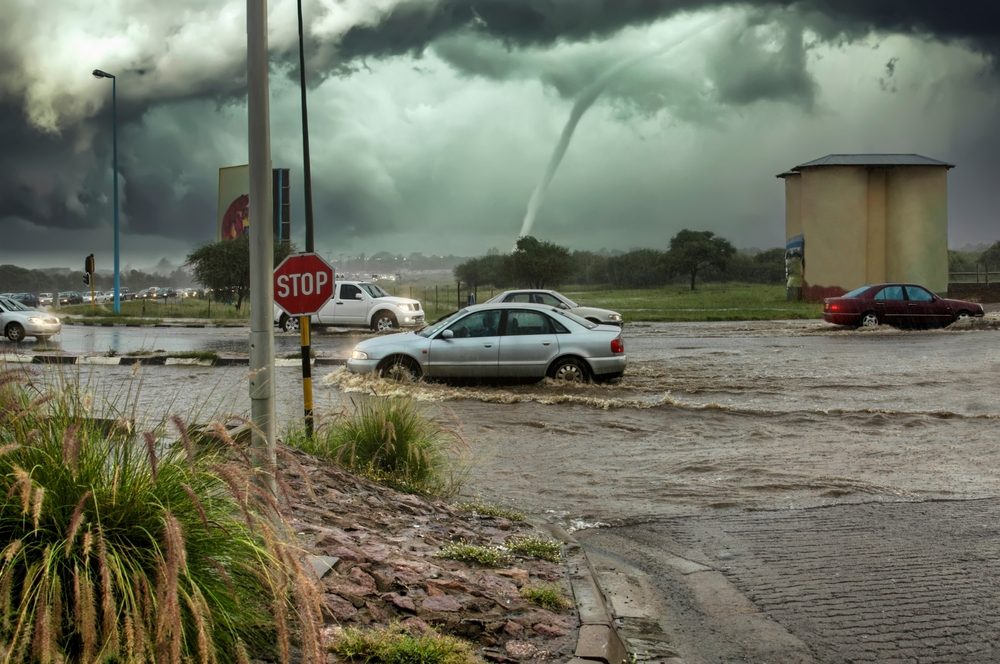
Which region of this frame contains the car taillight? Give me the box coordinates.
[828,303,840,312]
[611,337,624,354]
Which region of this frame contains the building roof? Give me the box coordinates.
[777,153,955,178]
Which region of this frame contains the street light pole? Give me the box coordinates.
[92,68,120,314]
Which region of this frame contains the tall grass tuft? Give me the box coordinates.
[0,368,322,663]
[286,397,465,497]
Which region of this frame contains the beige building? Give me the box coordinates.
[778,154,953,298]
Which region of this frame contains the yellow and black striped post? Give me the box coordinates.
[299,315,314,437]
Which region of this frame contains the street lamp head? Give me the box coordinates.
[92,69,115,79]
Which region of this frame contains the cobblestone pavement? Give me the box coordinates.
[581,498,1000,663]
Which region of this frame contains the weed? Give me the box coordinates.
[505,535,562,562]
[454,500,526,522]
[330,623,481,664]
[520,583,571,611]
[436,542,513,567]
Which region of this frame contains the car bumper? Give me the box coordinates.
[588,355,627,376]
[346,358,379,374]
[24,320,62,337]
[822,312,858,326]
[399,314,425,327]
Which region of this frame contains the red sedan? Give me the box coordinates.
[822,284,984,328]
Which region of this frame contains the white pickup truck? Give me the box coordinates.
[273,280,424,332]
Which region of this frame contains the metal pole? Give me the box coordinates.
[247,0,276,491]
[297,0,316,437]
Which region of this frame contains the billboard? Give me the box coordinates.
[217,165,291,243]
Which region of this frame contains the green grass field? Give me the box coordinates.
[59,283,822,324]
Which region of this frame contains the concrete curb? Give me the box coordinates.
[2,353,346,368]
[536,521,629,664]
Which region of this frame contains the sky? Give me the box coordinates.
[2,0,999,270]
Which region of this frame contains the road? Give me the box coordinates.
[3,318,999,662]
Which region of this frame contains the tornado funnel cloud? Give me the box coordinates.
[517,16,723,241]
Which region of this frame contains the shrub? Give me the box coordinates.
[454,501,525,522]
[435,542,513,568]
[0,368,321,663]
[286,397,464,497]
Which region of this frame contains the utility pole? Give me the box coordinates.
[247,0,276,493]
[296,0,317,437]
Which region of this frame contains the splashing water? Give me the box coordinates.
[517,15,726,240]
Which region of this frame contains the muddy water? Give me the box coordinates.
[17,319,999,528]
[326,320,1000,526]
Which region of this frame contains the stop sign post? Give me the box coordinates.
[274,253,335,438]
[273,252,335,316]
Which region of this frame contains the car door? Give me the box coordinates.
[904,285,945,327]
[497,310,561,378]
[320,283,366,325]
[872,285,906,325]
[426,310,499,377]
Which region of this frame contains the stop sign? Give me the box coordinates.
[273,253,335,316]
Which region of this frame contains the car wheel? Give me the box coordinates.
[5,323,25,342]
[372,311,397,332]
[858,312,880,328]
[549,357,590,383]
[955,310,971,322]
[280,315,300,333]
[377,356,421,381]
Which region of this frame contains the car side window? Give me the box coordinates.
[504,311,553,336]
[874,286,904,301]
[340,284,361,299]
[447,311,498,338]
[905,286,934,302]
[537,293,563,307]
[507,293,532,303]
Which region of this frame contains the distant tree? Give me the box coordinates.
[506,236,573,288]
[454,255,504,291]
[665,229,736,290]
[185,235,293,309]
[979,241,1000,269]
[569,250,610,285]
[606,249,668,288]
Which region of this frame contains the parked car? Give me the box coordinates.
[57,291,83,305]
[39,292,54,306]
[346,302,626,382]
[822,284,985,328]
[0,296,61,341]
[10,293,39,308]
[484,289,623,326]
[274,280,424,332]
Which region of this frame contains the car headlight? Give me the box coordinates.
[28,317,47,324]
[351,350,369,360]
[609,313,622,321]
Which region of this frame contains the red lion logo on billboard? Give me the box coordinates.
[221,194,250,240]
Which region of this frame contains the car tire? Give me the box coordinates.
[5,323,25,342]
[377,356,421,381]
[858,312,880,328]
[371,311,397,332]
[549,357,590,383]
[955,310,971,322]
[280,315,300,333]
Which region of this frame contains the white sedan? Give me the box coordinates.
[484,289,623,326]
[0,296,61,342]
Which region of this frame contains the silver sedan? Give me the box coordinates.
[0,296,62,342]
[347,303,626,382]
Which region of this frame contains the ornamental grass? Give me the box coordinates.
[0,368,321,663]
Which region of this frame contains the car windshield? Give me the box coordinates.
[360,283,389,298]
[842,285,871,298]
[0,296,29,312]
[417,309,466,338]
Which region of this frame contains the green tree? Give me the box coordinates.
[454,255,505,290]
[185,235,293,309]
[979,241,1000,269]
[665,229,736,290]
[507,236,572,288]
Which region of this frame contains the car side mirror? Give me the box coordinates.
[440,329,454,340]
[354,293,364,300]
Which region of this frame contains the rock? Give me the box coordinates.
[421,595,463,612]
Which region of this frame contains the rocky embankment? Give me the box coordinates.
[278,446,579,662]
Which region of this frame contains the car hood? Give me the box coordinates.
[355,330,427,352]
[940,298,984,311]
[374,295,421,307]
[572,305,621,319]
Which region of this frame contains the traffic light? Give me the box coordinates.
[83,273,90,286]
[85,254,95,275]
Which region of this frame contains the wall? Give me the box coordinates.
[885,167,949,293]
[799,166,869,292]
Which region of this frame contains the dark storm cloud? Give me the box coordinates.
[2,0,1000,260]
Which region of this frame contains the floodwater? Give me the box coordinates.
[12,318,999,529]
